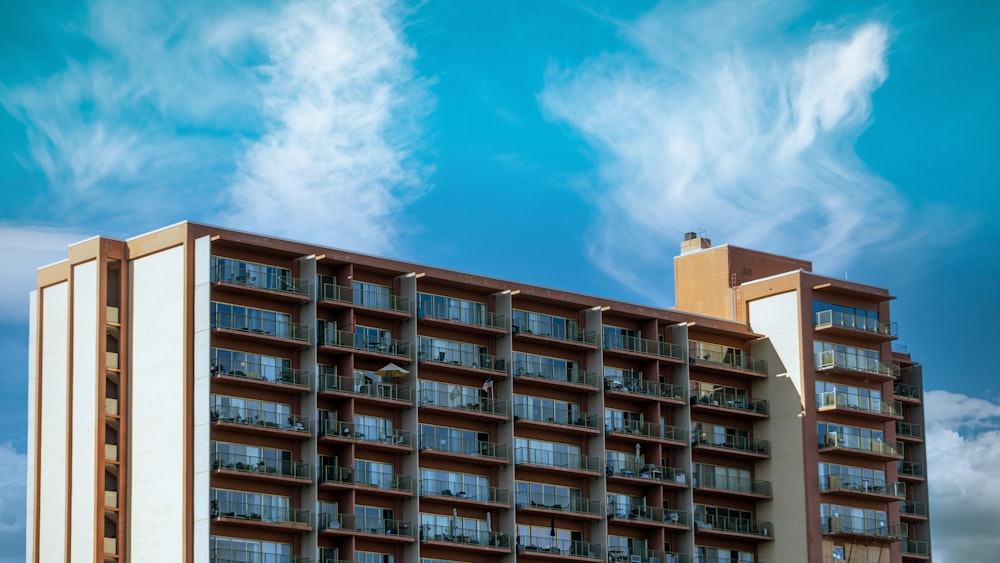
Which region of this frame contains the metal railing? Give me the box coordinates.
[902,539,930,555]
[517,537,601,559]
[609,505,691,527]
[513,360,598,387]
[417,302,506,330]
[898,460,925,478]
[318,513,413,537]
[693,432,770,456]
[419,478,510,504]
[212,311,310,342]
[211,452,311,480]
[606,460,689,485]
[512,317,597,345]
[211,360,310,388]
[606,420,687,443]
[821,434,902,457]
[318,283,410,314]
[210,500,310,526]
[419,437,509,461]
[691,384,768,415]
[320,466,412,493]
[815,350,898,378]
[420,524,511,549]
[817,391,900,417]
[814,309,897,337]
[513,403,600,431]
[514,447,600,473]
[894,381,921,400]
[605,334,685,361]
[320,420,412,448]
[820,516,902,539]
[820,475,905,497]
[515,490,603,516]
[896,421,923,439]
[318,329,411,358]
[211,406,310,434]
[689,343,767,374]
[695,514,772,537]
[320,371,412,402]
[418,345,506,372]
[694,470,772,497]
[213,263,311,297]
[419,388,508,417]
[210,548,311,563]
[606,376,686,401]
[901,500,928,517]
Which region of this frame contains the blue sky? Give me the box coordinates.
[0,0,997,560]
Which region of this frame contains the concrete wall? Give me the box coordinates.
[193,237,212,563]
[71,260,99,560]
[38,281,69,562]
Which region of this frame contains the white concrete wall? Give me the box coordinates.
[25,290,37,563]
[71,260,99,561]
[130,245,187,562]
[38,281,69,562]
[193,237,211,563]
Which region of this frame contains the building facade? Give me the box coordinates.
[26,223,931,563]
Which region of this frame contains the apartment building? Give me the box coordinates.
[26,223,931,563]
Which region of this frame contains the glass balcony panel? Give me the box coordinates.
[211,406,310,434]
[513,403,600,431]
[419,478,510,505]
[417,301,506,329]
[516,536,601,559]
[419,344,506,372]
[211,452,311,480]
[420,436,509,461]
[210,500,310,527]
[213,261,311,297]
[605,334,684,361]
[689,342,767,374]
[419,524,511,549]
[694,468,771,496]
[514,360,598,387]
[820,516,902,539]
[514,447,600,473]
[320,466,412,493]
[515,489,602,516]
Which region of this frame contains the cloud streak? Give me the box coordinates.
[0,225,91,320]
[541,0,904,304]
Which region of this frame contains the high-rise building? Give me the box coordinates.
[26,222,932,563]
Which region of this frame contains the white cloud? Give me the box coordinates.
[0,226,90,320]
[540,0,907,304]
[222,0,431,253]
[925,390,1000,563]
[0,442,26,560]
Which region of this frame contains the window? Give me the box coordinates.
[421,469,490,501]
[419,336,493,369]
[210,394,291,428]
[515,480,582,510]
[353,280,392,309]
[691,381,749,407]
[694,463,752,493]
[210,488,291,524]
[512,352,578,382]
[691,422,752,450]
[356,551,395,563]
[210,301,292,338]
[354,414,394,441]
[816,381,882,412]
[420,424,489,455]
[514,437,581,467]
[420,512,491,543]
[355,459,395,488]
[420,380,484,409]
[512,309,579,339]
[694,546,754,563]
[210,347,291,382]
[817,422,885,450]
[814,340,883,373]
[608,534,647,559]
[813,300,883,333]
[211,256,293,293]
[417,292,488,325]
[603,325,639,351]
[513,394,581,424]
[819,463,888,492]
[210,535,291,563]
[821,503,889,536]
[604,407,643,433]
[210,441,292,474]
[355,504,393,533]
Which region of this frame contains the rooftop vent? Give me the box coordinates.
[680,232,711,254]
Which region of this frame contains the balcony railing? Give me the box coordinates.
[320,420,412,448]
[213,263,311,297]
[693,431,770,456]
[515,491,603,516]
[514,447,601,473]
[820,434,902,457]
[605,335,685,361]
[896,421,923,439]
[606,420,687,443]
[898,461,925,478]
[816,391,900,417]
[319,370,412,402]
[318,283,410,314]
[894,381,922,400]
[420,478,510,505]
[320,466,412,493]
[211,452,311,480]
[212,360,310,389]
[902,539,930,556]
[820,516,902,539]
[689,344,767,375]
[513,360,598,388]
[814,309,897,337]
[319,329,411,359]
[513,404,601,431]
[210,500,310,527]
[419,388,508,417]
[642,551,690,563]
[691,384,768,415]
[694,470,772,497]
[210,548,311,563]
[695,515,772,537]
[417,302,506,330]
[211,406,310,434]
[815,351,898,378]
[609,505,691,527]
[901,501,928,517]
[606,376,686,402]
[419,437,509,462]
[516,536,601,559]
[319,514,413,537]
[606,460,689,485]
[420,524,511,549]
[820,475,905,497]
[512,318,597,346]
[212,312,310,343]
[419,345,506,372]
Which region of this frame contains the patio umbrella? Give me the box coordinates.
[550,515,555,537]
[452,507,458,537]
[635,443,642,466]
[487,511,492,531]
[375,362,409,377]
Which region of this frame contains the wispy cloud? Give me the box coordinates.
[222,0,432,253]
[540,0,905,304]
[0,442,25,543]
[924,390,1000,562]
[0,225,90,320]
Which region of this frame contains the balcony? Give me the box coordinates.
[819,433,903,460]
[814,309,897,341]
[894,381,922,402]
[514,361,599,391]
[420,478,510,507]
[512,318,597,350]
[210,501,311,530]
[319,370,412,405]
[820,516,902,540]
[513,404,601,435]
[606,420,687,446]
[210,548,312,563]
[689,343,767,377]
[629,551,691,563]
[211,453,311,483]
[515,490,603,520]
[692,432,770,459]
[419,437,509,465]
[319,420,413,451]
[318,329,411,361]
[514,447,601,476]
[690,385,768,419]
[902,539,930,558]
[211,361,311,392]
[417,302,507,333]
[211,407,310,438]
[604,335,685,363]
[901,500,929,519]
[606,460,689,488]
[317,283,410,317]
[898,460,926,480]
[605,376,686,404]
[693,470,772,499]
[819,475,905,500]
[816,391,901,420]
[319,514,414,542]
[419,345,506,375]
[608,505,691,529]
[212,312,310,347]
[212,264,311,301]
[516,537,602,560]
[896,421,924,441]
[419,524,511,552]
[319,466,413,496]
[418,388,509,421]
[814,351,898,380]
[695,515,773,540]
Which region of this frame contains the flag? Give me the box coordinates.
[482,377,494,391]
